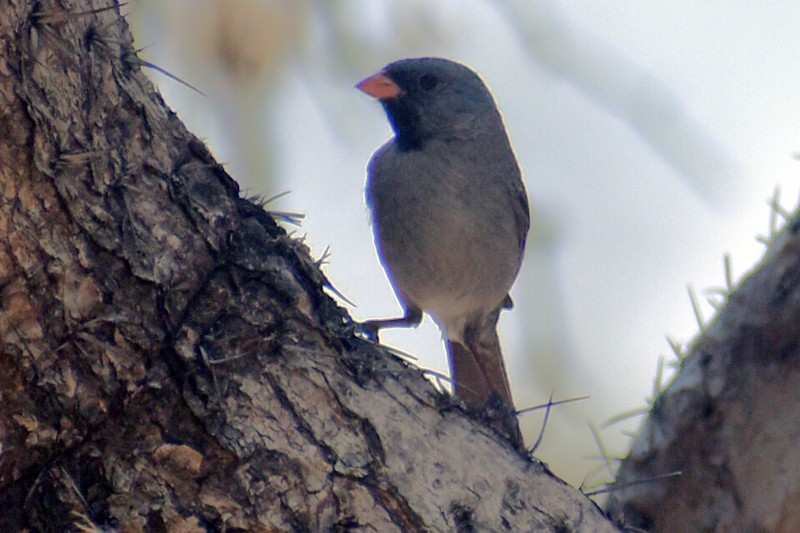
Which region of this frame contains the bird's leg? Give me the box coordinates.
[358,306,423,342]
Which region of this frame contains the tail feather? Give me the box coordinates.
[447,339,501,407]
[447,332,512,408]
[446,306,522,448]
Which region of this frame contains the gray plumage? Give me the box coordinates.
[359,58,529,446]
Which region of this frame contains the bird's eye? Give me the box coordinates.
[419,74,438,91]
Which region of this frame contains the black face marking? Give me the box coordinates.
[377,58,495,152]
[382,98,424,151]
[378,67,445,151]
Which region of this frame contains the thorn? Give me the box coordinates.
[519,394,589,455]
[706,293,725,311]
[651,355,665,397]
[34,3,121,25]
[768,186,792,223]
[125,51,207,96]
[271,211,306,225]
[262,190,292,204]
[723,253,734,293]
[268,210,305,226]
[767,185,782,238]
[578,462,616,495]
[516,394,589,416]
[587,422,615,479]
[581,471,682,497]
[666,358,682,370]
[324,281,355,307]
[755,234,772,247]
[255,191,305,226]
[578,473,591,494]
[703,287,729,298]
[526,392,554,454]
[687,284,705,332]
[665,335,685,361]
[315,245,332,268]
[84,17,126,52]
[601,406,649,428]
[60,466,93,517]
[371,342,418,363]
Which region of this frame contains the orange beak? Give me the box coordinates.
[356,73,402,100]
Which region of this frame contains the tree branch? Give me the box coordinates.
[607,206,800,531]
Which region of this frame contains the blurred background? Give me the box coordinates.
[127,0,800,491]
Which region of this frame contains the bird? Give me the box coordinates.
[356,58,530,448]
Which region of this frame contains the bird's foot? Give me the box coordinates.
[354,320,382,343]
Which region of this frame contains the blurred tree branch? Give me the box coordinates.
[502,0,743,206]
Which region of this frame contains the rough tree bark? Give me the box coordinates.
[606,212,800,532]
[0,1,619,531]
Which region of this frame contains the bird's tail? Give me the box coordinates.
[446,307,522,448]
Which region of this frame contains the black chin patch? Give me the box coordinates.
[382,98,425,151]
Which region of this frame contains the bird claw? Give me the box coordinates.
[354,320,382,343]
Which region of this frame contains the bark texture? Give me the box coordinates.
[606,213,800,531]
[0,1,618,531]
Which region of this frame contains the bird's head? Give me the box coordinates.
[357,58,499,151]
